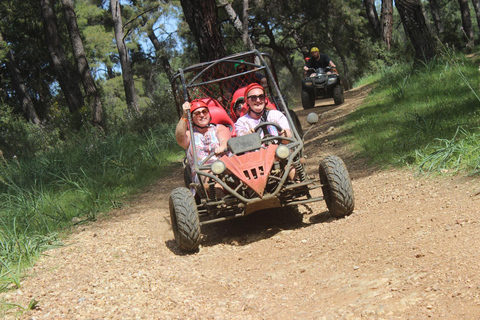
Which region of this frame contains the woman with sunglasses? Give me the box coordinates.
[234,83,292,139]
[175,99,231,197]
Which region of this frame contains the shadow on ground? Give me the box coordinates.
[165,204,342,255]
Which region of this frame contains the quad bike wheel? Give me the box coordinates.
[301,89,315,110]
[169,187,201,252]
[319,155,354,218]
[333,84,344,105]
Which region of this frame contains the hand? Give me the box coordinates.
[182,101,191,117]
[214,146,227,155]
[303,66,309,71]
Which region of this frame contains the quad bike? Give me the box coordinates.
[301,66,344,110]
[169,50,354,252]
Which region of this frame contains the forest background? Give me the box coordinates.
[1,0,480,293]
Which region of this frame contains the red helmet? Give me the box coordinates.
[244,83,265,102]
[190,99,209,113]
[243,83,277,111]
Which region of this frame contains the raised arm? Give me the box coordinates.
[175,102,191,150]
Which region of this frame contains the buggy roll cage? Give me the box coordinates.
[170,50,300,140]
[170,50,308,206]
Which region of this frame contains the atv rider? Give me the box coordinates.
[303,47,336,77]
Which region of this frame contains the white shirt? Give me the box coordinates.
[234,109,290,137]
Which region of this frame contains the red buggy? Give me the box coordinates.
[169,50,354,252]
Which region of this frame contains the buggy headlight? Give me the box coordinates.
[304,81,313,86]
[276,145,290,159]
[211,160,226,174]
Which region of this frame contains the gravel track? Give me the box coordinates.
[3,85,480,319]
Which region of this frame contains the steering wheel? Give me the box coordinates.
[253,122,294,145]
[254,121,283,135]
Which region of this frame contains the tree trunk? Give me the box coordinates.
[61,0,104,129]
[363,0,381,38]
[40,0,83,114]
[218,0,255,50]
[1,31,41,125]
[472,0,480,40]
[179,0,226,62]
[458,0,475,51]
[110,0,140,117]
[242,0,252,50]
[429,0,444,38]
[395,0,437,63]
[472,0,480,39]
[381,0,393,50]
[339,54,351,90]
[147,28,174,81]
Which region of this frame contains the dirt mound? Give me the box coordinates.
[3,85,480,319]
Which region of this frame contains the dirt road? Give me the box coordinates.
[3,86,480,319]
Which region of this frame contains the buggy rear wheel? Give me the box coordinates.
[169,187,201,252]
[301,89,315,110]
[319,155,354,218]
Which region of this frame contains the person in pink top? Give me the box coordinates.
[175,99,231,197]
[234,83,292,139]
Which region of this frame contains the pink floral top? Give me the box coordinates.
[187,125,220,183]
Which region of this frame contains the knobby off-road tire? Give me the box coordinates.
[333,84,344,105]
[301,89,315,110]
[319,155,354,218]
[169,187,201,252]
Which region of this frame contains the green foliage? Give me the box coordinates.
[415,127,480,175]
[0,105,62,159]
[0,123,183,288]
[344,50,480,172]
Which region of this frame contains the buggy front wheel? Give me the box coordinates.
[169,187,201,252]
[319,155,354,218]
